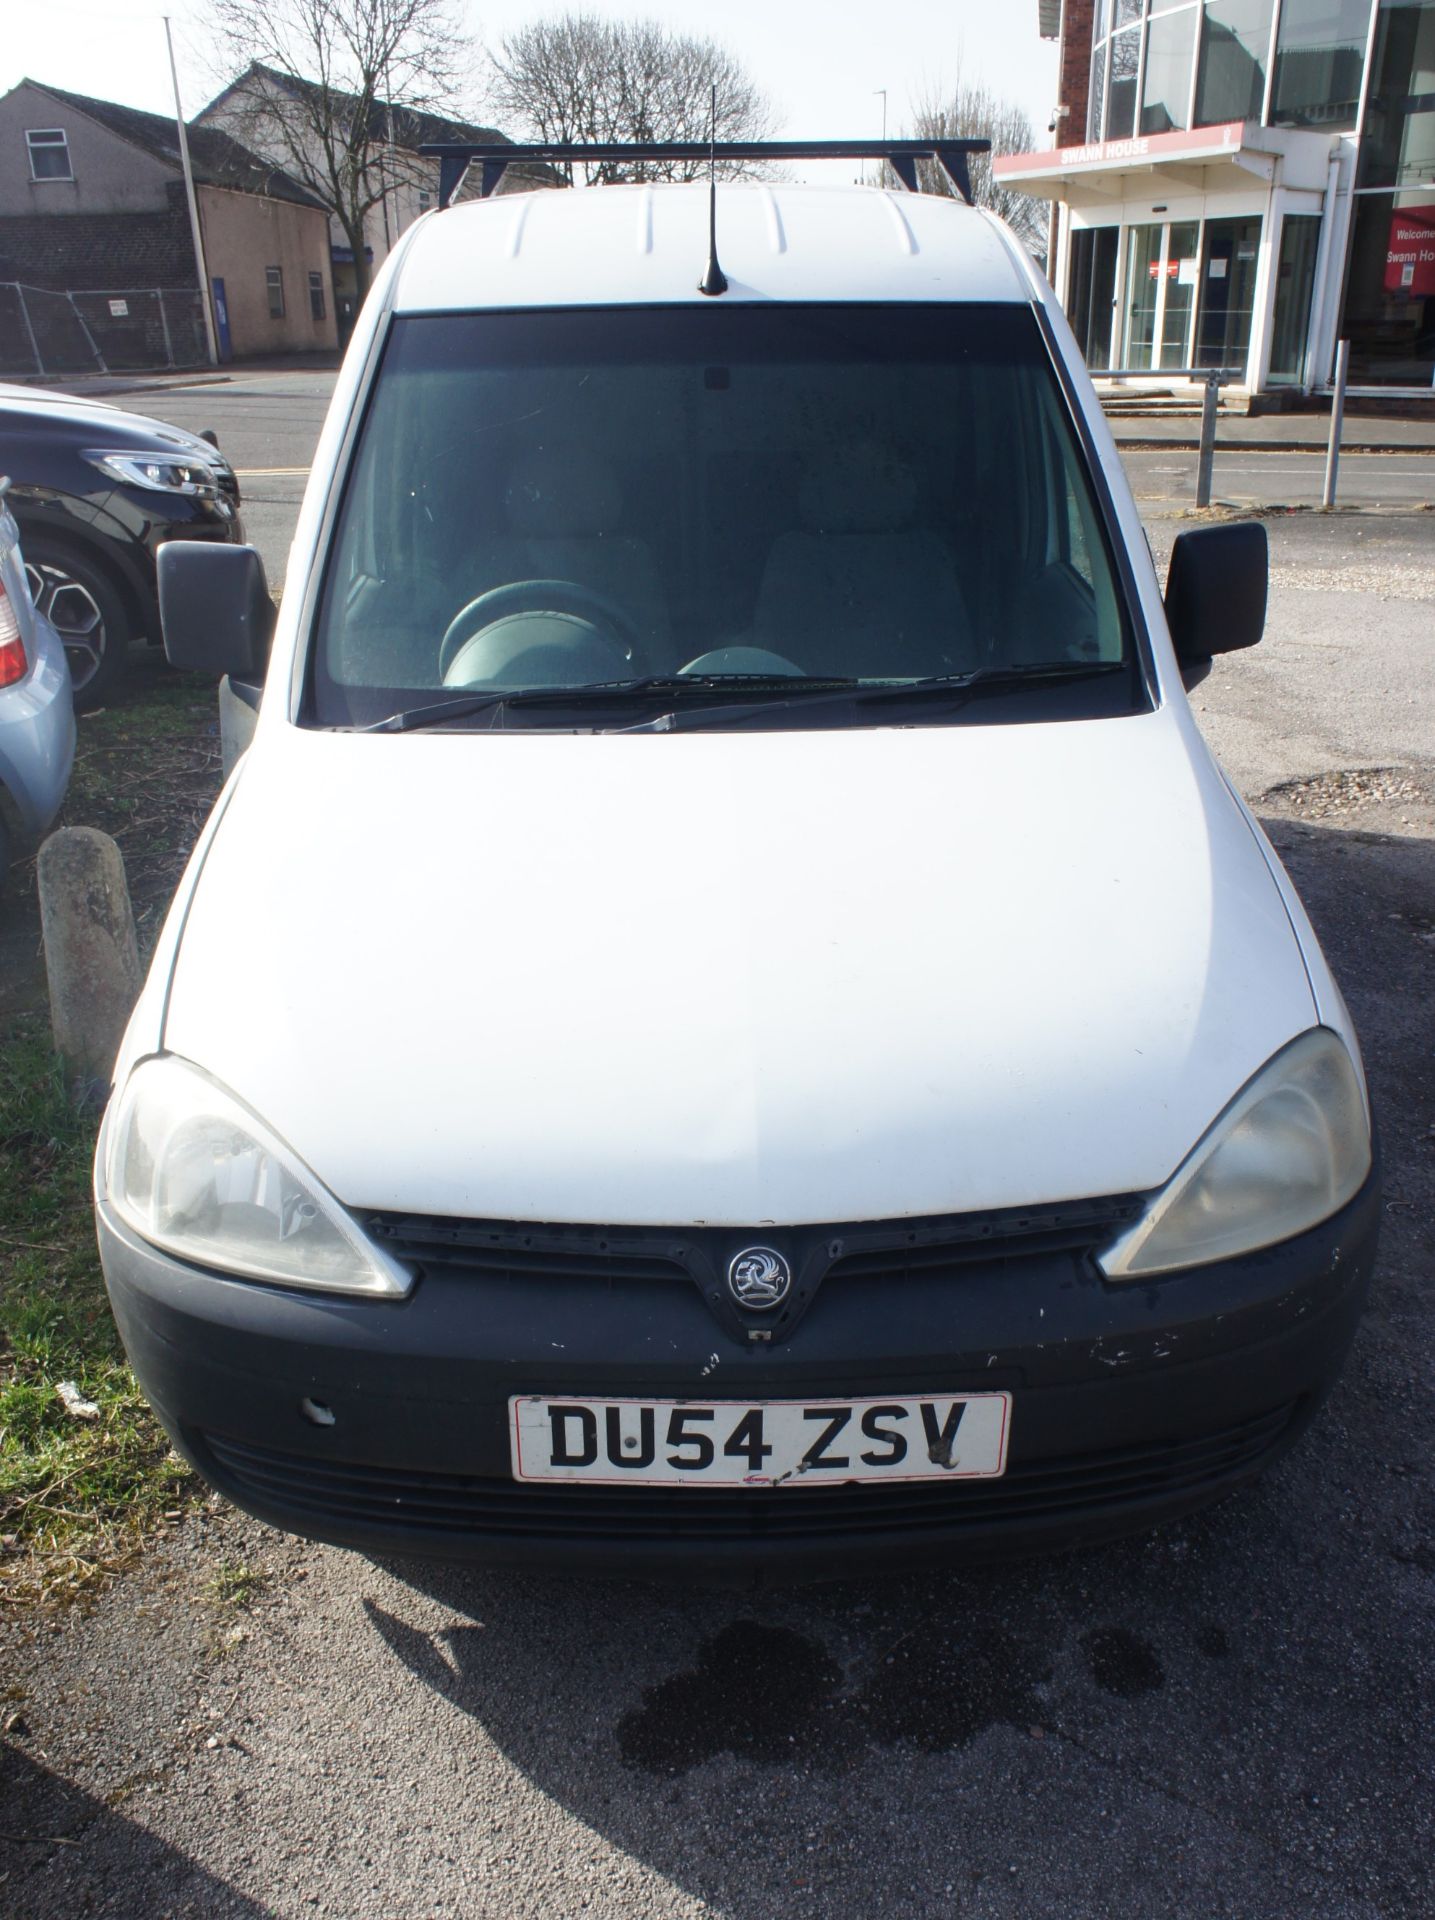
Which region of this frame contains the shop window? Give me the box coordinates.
[1342,190,1435,384]
[1359,0,1435,192]
[1270,0,1372,127]
[266,266,285,319]
[1142,5,1200,132]
[309,271,326,321]
[1107,24,1143,138]
[26,129,72,181]
[1269,214,1323,383]
[1195,0,1275,123]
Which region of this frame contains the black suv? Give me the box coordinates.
[0,382,244,704]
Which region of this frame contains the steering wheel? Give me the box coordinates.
[439,579,644,686]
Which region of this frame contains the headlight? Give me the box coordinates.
[1098,1028,1371,1280]
[103,1055,411,1297]
[83,449,218,495]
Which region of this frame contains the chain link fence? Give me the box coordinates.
[0,283,208,377]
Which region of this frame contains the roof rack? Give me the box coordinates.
[420,139,992,212]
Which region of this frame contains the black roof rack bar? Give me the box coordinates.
[422,139,991,210]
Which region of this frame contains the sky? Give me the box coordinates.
[0,0,1058,169]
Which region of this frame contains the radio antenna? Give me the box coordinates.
[698,82,728,296]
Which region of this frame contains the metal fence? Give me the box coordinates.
[0,282,208,377]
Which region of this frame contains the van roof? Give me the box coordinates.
[392,182,1033,314]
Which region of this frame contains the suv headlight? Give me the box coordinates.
[83,449,219,496]
[1098,1028,1371,1280]
[103,1055,410,1298]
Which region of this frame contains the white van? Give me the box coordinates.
[95,142,1378,1578]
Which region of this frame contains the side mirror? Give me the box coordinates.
[158,542,274,679]
[1163,521,1267,689]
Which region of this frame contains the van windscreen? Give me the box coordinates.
[310,303,1144,730]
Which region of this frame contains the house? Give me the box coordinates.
[995,1,1435,401]
[0,77,337,370]
[197,64,527,336]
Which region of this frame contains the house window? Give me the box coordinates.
[26,129,73,181]
[418,188,433,212]
[266,266,285,318]
[308,270,326,321]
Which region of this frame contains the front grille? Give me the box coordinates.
[367,1196,1145,1287]
[366,1217,691,1283]
[201,1402,1299,1546]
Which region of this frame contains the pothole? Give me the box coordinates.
[1263,766,1425,820]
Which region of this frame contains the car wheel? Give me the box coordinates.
[22,542,131,708]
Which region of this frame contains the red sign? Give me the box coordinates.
[1147,259,1179,279]
[1385,206,1435,298]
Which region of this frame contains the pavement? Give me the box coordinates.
[2,382,1434,1920]
[1107,407,1435,453]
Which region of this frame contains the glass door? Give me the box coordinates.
[1122,221,1201,371]
[1122,224,1165,369]
[1196,216,1263,375]
[1159,222,1201,369]
[1068,226,1120,368]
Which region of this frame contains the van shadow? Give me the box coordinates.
[357,812,1434,1919]
[0,1740,272,1919]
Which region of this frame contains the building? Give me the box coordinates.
[996,1,1435,399]
[0,78,337,369]
[196,66,520,338]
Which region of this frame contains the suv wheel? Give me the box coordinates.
[22,543,131,708]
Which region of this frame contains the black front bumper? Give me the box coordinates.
[97,1174,1381,1580]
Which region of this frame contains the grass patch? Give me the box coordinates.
[63,672,223,953]
[204,1559,269,1611]
[0,667,223,1605]
[0,1022,191,1605]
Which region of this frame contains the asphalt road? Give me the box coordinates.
[133,371,1435,565]
[2,379,1433,1919]
[1124,445,1435,508]
[157,371,334,592]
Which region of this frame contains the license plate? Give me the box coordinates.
[509,1392,1011,1487]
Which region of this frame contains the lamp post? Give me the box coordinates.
[164,15,219,366]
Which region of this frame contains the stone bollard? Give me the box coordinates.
[37,827,141,1093]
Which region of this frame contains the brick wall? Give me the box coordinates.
[0,192,197,291]
[1057,0,1096,146]
[0,189,203,371]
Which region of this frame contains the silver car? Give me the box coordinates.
[0,481,75,885]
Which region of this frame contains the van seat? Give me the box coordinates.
[463,445,670,659]
[753,443,972,678]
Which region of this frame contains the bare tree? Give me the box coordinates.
[486,14,774,183]
[203,0,477,302]
[910,80,1045,262]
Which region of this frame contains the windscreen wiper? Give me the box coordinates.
[613,660,1129,732]
[359,673,862,733]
